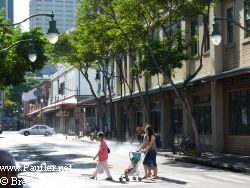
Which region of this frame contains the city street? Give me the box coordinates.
[0,132,250,188]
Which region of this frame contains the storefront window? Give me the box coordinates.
[193,95,211,135]
[150,101,161,133]
[228,89,250,135]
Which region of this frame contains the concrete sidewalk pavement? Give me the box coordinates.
[60,134,250,175]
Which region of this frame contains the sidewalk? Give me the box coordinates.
[64,135,250,175]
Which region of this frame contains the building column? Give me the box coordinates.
[211,81,224,152]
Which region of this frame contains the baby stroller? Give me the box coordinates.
[119,151,143,182]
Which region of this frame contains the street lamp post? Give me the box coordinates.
[40,98,44,124]
[95,68,117,139]
[211,17,250,45]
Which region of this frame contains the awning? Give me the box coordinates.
[42,97,78,113]
[24,96,78,116]
[25,109,40,116]
[201,66,250,82]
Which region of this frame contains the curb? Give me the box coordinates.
[162,153,250,174]
[175,157,248,173]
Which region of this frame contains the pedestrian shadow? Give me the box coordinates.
[71,162,96,169]
[85,177,188,185]
[157,177,188,184]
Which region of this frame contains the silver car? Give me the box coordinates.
[19,125,55,136]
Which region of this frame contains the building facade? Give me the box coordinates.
[108,0,250,155]
[0,0,13,22]
[29,0,78,32]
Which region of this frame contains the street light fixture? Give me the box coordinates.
[211,16,250,45]
[28,43,37,62]
[0,11,60,44]
[0,39,37,62]
[211,20,222,46]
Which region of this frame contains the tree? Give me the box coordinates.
[108,0,215,154]
[46,32,108,132]
[0,9,48,88]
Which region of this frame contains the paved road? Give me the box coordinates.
[0,132,250,188]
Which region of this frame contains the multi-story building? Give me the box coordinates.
[29,0,78,32]
[108,0,250,155]
[22,66,98,135]
[0,0,14,22]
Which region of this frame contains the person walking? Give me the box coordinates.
[136,125,143,144]
[139,124,158,179]
[90,132,113,180]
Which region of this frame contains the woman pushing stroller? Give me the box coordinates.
[138,124,158,179]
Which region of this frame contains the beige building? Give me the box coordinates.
[109,0,250,155]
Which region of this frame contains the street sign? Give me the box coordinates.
[0,90,3,108]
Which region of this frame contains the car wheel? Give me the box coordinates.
[44,132,50,136]
[24,131,29,136]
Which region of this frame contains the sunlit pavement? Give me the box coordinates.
[0,132,250,188]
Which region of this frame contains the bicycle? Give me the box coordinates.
[178,135,196,156]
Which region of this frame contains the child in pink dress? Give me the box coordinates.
[90,132,113,180]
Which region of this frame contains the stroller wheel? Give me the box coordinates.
[119,177,123,182]
[138,177,142,181]
[126,177,129,182]
[132,177,136,181]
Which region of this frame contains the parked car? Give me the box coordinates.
[19,125,55,136]
[0,124,2,134]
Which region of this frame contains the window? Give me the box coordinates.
[244,0,250,37]
[190,18,198,55]
[227,7,234,43]
[228,89,250,135]
[59,82,65,95]
[193,95,211,135]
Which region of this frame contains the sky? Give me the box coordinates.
[14,0,29,31]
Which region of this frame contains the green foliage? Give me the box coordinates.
[49,0,215,81]
[0,9,48,88]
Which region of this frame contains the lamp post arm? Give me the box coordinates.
[214,17,250,31]
[0,39,32,53]
[0,12,54,27]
